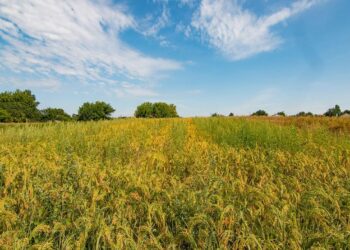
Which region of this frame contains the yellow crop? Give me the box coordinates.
[0,117,349,249]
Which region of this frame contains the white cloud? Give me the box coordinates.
[0,0,182,87]
[114,82,158,98]
[0,77,61,91]
[141,5,170,37]
[179,0,197,7]
[191,0,321,60]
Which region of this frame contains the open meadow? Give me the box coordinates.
[1,117,350,249]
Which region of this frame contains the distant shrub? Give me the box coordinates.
[276,111,286,117]
[77,102,115,121]
[211,113,224,117]
[296,111,314,117]
[324,105,342,117]
[0,109,11,122]
[251,110,268,116]
[40,108,71,121]
[135,102,178,118]
[342,110,350,115]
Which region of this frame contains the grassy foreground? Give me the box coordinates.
[0,117,350,249]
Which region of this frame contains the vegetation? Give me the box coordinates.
[1,90,349,122]
[135,102,178,118]
[324,104,342,117]
[1,117,349,248]
[0,109,10,122]
[211,113,224,117]
[251,109,268,116]
[40,108,71,122]
[0,89,40,122]
[77,101,115,121]
[296,111,314,117]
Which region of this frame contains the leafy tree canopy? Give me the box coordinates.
[296,111,314,117]
[276,112,286,117]
[324,105,342,117]
[135,102,178,118]
[77,101,115,121]
[40,108,71,122]
[211,113,224,117]
[0,89,40,122]
[0,109,11,122]
[251,110,268,116]
[134,102,153,118]
[342,110,350,115]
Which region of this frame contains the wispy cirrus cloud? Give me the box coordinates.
[191,0,321,60]
[0,0,182,92]
[114,82,158,98]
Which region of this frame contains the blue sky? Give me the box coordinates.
[0,0,349,116]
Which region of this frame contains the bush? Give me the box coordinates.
[276,112,286,117]
[251,110,268,116]
[40,108,71,121]
[211,113,224,117]
[135,102,178,118]
[77,102,115,121]
[342,110,350,115]
[0,109,11,122]
[324,105,342,117]
[296,112,314,117]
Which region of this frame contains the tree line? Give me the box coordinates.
[213,105,350,117]
[0,89,179,122]
[1,89,349,123]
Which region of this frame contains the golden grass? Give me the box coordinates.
[0,117,349,249]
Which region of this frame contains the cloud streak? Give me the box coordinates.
[0,0,182,90]
[191,0,321,60]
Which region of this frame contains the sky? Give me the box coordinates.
[0,0,349,117]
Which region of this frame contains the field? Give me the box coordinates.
[0,117,350,249]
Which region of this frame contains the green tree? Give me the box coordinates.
[276,112,286,117]
[0,109,11,122]
[77,101,115,121]
[152,102,178,118]
[0,89,40,122]
[134,102,154,118]
[211,113,224,117]
[228,112,234,117]
[296,111,314,117]
[40,108,71,121]
[251,110,268,116]
[324,105,342,117]
[342,110,350,115]
[134,102,178,118]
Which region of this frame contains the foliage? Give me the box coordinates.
[77,101,115,121]
[135,102,178,118]
[276,111,286,116]
[0,89,40,122]
[324,104,342,117]
[296,111,314,117]
[1,117,349,248]
[40,108,71,122]
[342,110,350,115]
[251,109,268,116]
[211,113,224,117]
[0,109,11,122]
[228,112,234,117]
